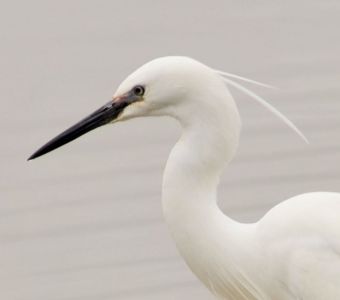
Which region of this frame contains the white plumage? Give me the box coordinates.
[30,56,340,300]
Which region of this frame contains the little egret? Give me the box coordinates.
[29,57,340,299]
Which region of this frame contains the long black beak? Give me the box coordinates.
[28,99,129,160]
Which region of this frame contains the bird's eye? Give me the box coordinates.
[132,85,145,96]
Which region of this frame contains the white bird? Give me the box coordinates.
[29,56,340,300]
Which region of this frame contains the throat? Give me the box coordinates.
[161,107,241,266]
[161,116,248,298]
[162,103,240,228]
[160,113,265,299]
[158,76,264,299]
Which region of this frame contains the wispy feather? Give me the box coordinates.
[216,70,308,143]
[216,70,276,89]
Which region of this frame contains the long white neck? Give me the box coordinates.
[162,84,240,227]
[162,100,240,227]
[161,88,249,294]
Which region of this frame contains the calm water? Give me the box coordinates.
[1,1,340,299]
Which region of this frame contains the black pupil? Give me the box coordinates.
[134,86,144,96]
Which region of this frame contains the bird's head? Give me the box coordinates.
[28,56,224,160]
[113,56,223,120]
[28,56,307,160]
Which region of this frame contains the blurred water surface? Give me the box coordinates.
[0,1,339,299]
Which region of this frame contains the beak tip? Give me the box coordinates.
[27,150,43,161]
[27,154,36,161]
[27,99,121,162]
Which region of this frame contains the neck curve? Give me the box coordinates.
[161,90,245,295]
[162,86,242,237]
[162,87,241,226]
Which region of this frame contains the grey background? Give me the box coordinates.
[1,1,339,299]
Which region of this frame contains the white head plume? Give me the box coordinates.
[216,70,308,143]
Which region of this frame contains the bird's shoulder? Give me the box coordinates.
[254,192,340,299]
[256,191,340,240]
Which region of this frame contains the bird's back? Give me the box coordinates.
[256,192,340,299]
